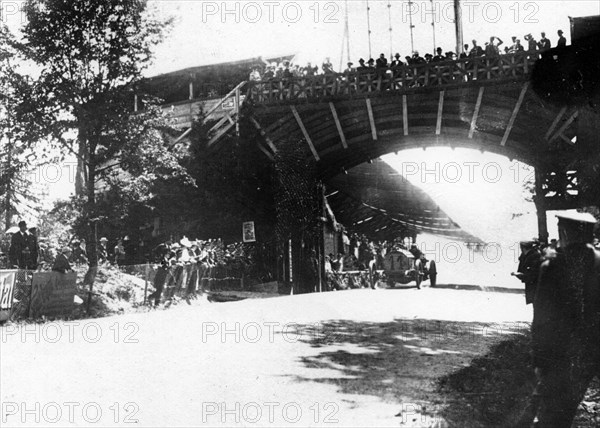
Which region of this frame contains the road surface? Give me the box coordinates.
[1,287,531,427]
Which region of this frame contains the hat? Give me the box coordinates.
[180,237,192,248]
[358,58,365,63]
[347,61,353,65]
[18,220,27,227]
[100,237,108,242]
[558,30,563,34]
[367,58,374,63]
[394,53,400,58]
[519,240,537,249]
[556,212,597,224]
[61,246,72,254]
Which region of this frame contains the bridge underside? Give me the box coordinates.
[247,78,593,222]
[327,160,481,241]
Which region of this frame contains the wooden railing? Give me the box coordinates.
[246,52,538,104]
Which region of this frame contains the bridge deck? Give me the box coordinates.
[247,53,537,105]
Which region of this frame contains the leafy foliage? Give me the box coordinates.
[6,0,180,269]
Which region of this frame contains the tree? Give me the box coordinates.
[0,27,53,230]
[8,0,182,287]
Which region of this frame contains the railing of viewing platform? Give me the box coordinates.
[246,52,538,104]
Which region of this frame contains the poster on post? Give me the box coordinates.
[243,221,256,243]
[0,270,17,322]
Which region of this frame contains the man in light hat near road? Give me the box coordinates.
[519,211,600,427]
[52,246,73,274]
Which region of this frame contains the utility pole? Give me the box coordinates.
[408,0,415,53]
[454,0,464,56]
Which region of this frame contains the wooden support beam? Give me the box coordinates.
[250,116,278,153]
[291,105,320,161]
[329,102,348,149]
[436,90,445,135]
[469,86,484,139]
[173,127,192,145]
[544,106,567,140]
[402,95,408,136]
[548,110,579,144]
[501,81,529,146]
[560,133,575,146]
[256,142,274,160]
[366,98,377,141]
[207,121,235,147]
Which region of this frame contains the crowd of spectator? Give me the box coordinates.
[250,30,567,82]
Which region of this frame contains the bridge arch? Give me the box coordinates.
[247,79,568,181]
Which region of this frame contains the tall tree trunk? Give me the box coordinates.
[82,137,98,312]
[75,141,87,197]
[4,135,12,231]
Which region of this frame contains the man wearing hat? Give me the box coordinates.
[521,211,600,427]
[344,61,354,75]
[557,29,566,48]
[512,239,542,304]
[357,58,368,73]
[52,246,73,274]
[9,220,38,270]
[537,32,551,56]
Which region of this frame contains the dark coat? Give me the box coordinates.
[517,247,543,304]
[9,231,38,269]
[52,253,72,274]
[532,244,600,369]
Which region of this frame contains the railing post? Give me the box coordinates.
[235,86,241,135]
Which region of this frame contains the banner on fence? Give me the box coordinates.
[29,271,77,318]
[0,270,17,321]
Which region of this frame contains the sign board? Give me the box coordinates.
[243,221,256,243]
[29,271,77,318]
[0,270,17,322]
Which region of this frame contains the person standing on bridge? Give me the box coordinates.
[485,36,503,58]
[538,32,551,51]
[469,40,484,57]
[519,212,600,427]
[375,53,388,78]
[391,53,403,68]
[557,30,567,48]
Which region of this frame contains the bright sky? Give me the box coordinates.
[145,0,600,75]
[382,149,539,245]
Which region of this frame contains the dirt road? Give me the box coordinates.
[1,287,531,427]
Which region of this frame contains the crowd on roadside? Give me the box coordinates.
[0,221,252,282]
[249,30,567,82]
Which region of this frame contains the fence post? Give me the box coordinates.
[144,262,149,305]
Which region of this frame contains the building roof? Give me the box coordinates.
[140,55,295,104]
